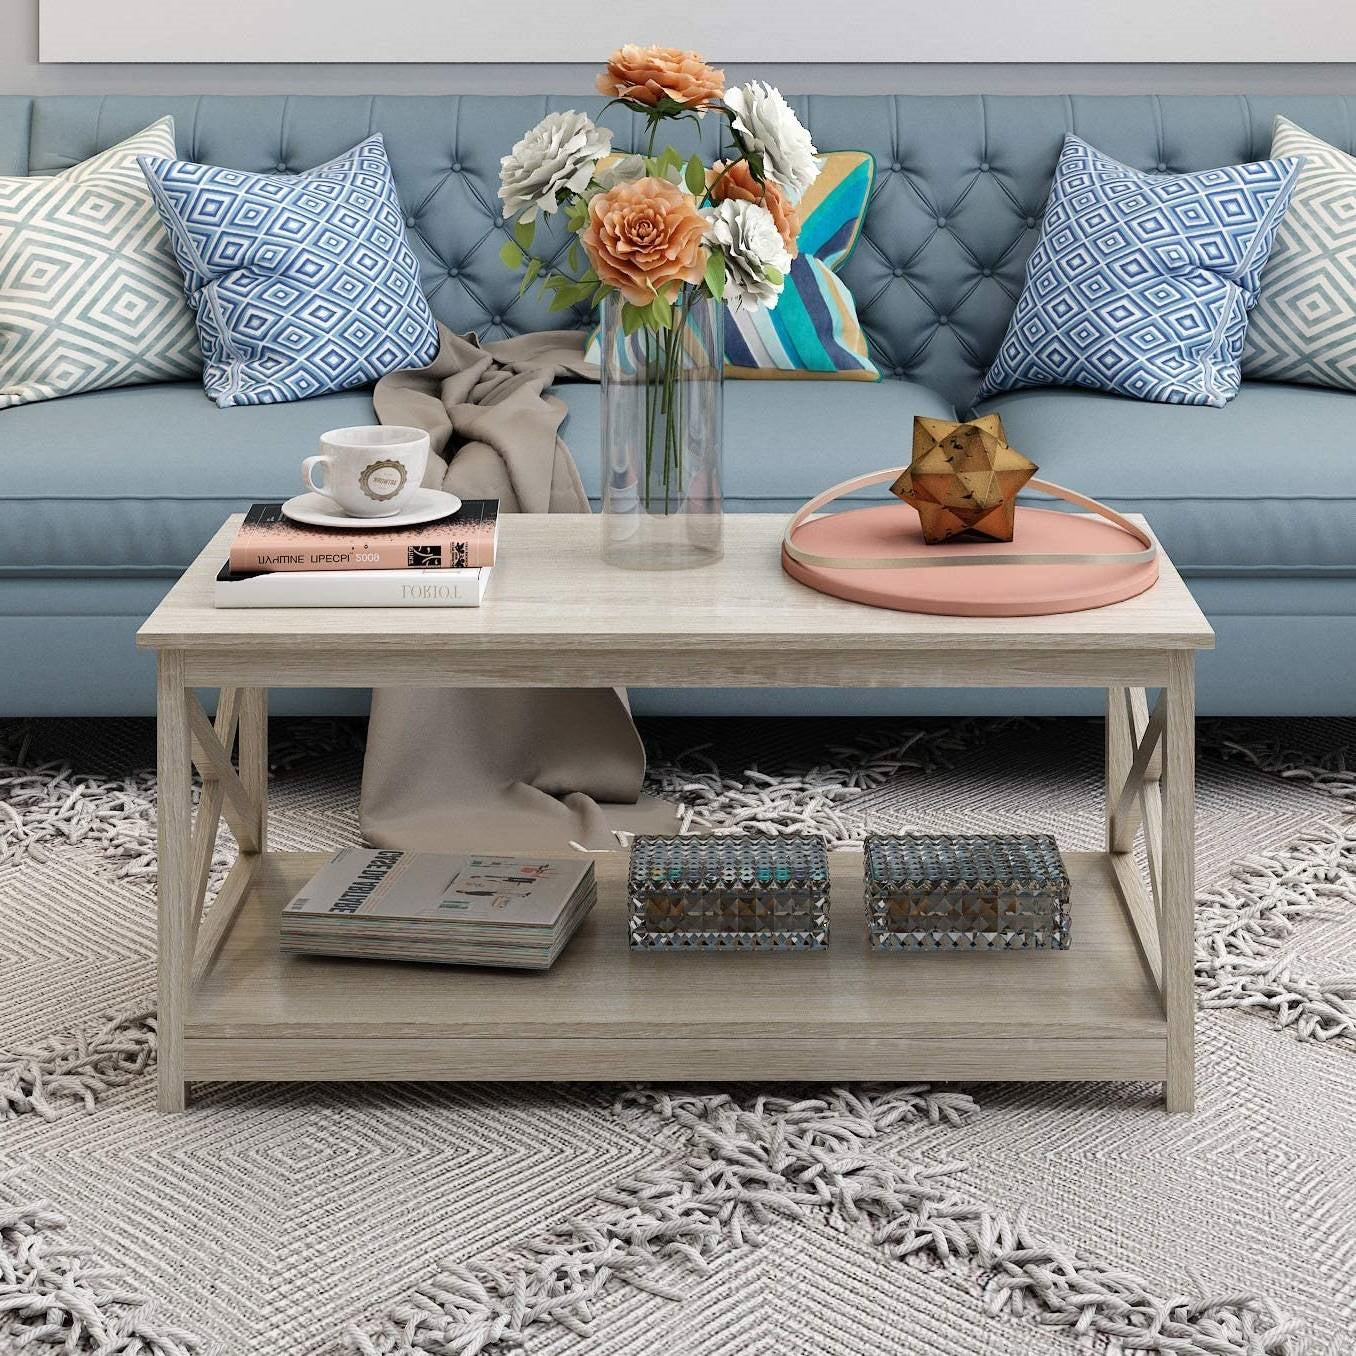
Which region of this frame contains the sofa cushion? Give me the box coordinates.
[139,135,439,407]
[0,118,200,409]
[557,376,956,510]
[975,383,1356,575]
[978,136,1301,409]
[0,380,374,575]
[1244,117,1356,392]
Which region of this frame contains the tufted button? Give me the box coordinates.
[890,161,902,172]
[937,315,950,326]
[406,216,416,228]
[980,161,991,172]
[936,216,947,228]
[1026,216,1037,228]
[892,267,904,278]
[491,313,503,325]
[447,267,459,277]
[275,162,287,172]
[494,215,505,227]
[1156,162,1168,172]
[452,161,463,172]
[981,267,993,277]
[893,366,906,377]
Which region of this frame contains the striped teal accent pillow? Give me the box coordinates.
[587,150,878,381]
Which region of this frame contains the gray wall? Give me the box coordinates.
[4,1,1355,97]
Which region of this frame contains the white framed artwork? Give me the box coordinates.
[39,0,1356,63]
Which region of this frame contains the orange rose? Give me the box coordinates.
[596,45,725,110]
[581,177,708,307]
[708,159,800,258]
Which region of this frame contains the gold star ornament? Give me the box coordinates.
[890,414,1038,544]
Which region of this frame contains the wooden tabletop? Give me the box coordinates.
[137,514,1214,658]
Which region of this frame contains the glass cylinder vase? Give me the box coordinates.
[599,287,724,569]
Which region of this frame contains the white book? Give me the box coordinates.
[215,563,490,608]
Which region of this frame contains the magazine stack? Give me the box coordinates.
[280,849,596,970]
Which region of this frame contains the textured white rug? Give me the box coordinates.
[1,716,1353,1356]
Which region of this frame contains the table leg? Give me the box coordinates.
[238,689,268,855]
[156,651,193,1113]
[1161,652,1196,1112]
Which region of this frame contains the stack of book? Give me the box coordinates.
[215,500,498,607]
[280,848,597,970]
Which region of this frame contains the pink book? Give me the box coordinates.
[228,500,499,573]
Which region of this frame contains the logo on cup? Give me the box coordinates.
[359,459,408,502]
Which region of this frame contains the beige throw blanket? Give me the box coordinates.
[360,325,676,851]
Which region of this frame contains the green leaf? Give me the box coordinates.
[568,241,582,274]
[764,265,784,285]
[684,154,706,196]
[565,198,590,232]
[513,216,536,252]
[621,301,648,336]
[499,240,524,271]
[523,256,542,289]
[647,294,672,330]
[704,249,727,301]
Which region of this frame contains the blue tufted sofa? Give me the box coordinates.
[2,93,1354,717]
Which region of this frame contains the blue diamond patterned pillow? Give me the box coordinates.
[978,136,1303,408]
[139,135,439,407]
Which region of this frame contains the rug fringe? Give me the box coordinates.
[1195,820,1356,1045]
[342,1084,1305,1356]
[1200,720,1356,805]
[1,1007,158,1121]
[0,1188,203,1353]
[645,720,1012,846]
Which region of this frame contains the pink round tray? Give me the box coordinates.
[782,504,1159,617]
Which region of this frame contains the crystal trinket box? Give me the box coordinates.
[864,833,1070,950]
[627,835,830,951]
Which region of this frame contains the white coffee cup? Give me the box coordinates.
[302,426,430,518]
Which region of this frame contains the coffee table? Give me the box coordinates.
[137,513,1213,1113]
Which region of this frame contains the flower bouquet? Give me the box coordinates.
[498,45,821,567]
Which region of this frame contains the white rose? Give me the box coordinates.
[724,82,820,202]
[498,111,612,221]
[593,153,648,191]
[704,199,793,312]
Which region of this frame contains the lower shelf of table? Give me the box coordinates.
[184,849,1168,1085]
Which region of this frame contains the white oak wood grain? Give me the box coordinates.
[1162,652,1197,1112]
[191,854,260,991]
[1110,693,1165,852]
[239,688,268,856]
[146,513,1207,1110]
[178,647,1176,691]
[184,1037,1167,1084]
[182,850,1166,1084]
[186,693,261,855]
[155,652,192,1113]
[137,515,1215,658]
[1109,853,1164,997]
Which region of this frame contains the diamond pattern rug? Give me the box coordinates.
[1,716,1353,1355]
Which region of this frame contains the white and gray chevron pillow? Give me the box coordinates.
[1244,116,1356,391]
[0,117,200,409]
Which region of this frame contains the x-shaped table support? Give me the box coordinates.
[1105,660,1195,1111]
[156,656,268,1111]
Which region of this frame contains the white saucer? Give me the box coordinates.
[281,488,462,529]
